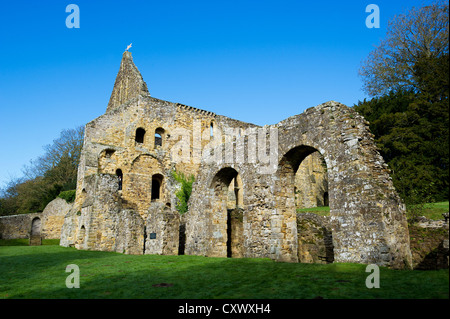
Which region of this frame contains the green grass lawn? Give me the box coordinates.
[420,202,449,220]
[297,206,330,216]
[0,245,448,299]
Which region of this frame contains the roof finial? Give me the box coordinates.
[126,43,132,52]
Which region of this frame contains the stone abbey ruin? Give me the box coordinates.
[56,51,413,269]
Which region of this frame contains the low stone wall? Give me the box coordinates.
[0,213,41,239]
[409,217,449,270]
[296,213,334,264]
[0,198,72,240]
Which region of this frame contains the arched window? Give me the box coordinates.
[116,169,123,190]
[151,174,163,201]
[135,128,146,144]
[155,127,164,148]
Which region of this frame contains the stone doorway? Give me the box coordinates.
[209,167,244,258]
[30,217,42,246]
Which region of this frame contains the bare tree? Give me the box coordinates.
[359,0,449,97]
[22,126,84,182]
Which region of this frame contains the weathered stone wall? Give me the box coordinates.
[0,197,72,240]
[41,198,72,239]
[61,174,145,254]
[185,101,412,268]
[273,102,412,268]
[145,202,180,255]
[61,51,413,269]
[297,213,334,264]
[409,219,449,270]
[0,213,41,239]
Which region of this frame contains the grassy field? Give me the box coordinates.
[421,202,449,220]
[297,201,449,220]
[0,244,448,299]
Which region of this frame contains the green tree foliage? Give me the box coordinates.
[171,170,195,214]
[359,0,448,97]
[354,55,449,203]
[357,1,449,207]
[57,190,77,203]
[0,126,84,216]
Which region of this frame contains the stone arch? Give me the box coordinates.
[128,154,164,215]
[295,151,328,209]
[274,145,322,262]
[154,127,165,148]
[274,102,412,268]
[208,167,244,258]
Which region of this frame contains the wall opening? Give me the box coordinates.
[227,175,243,210]
[116,169,123,190]
[210,167,244,258]
[155,127,164,147]
[77,225,86,247]
[294,151,328,210]
[178,223,186,255]
[151,174,163,201]
[277,145,333,263]
[135,128,146,144]
[31,217,41,236]
[210,122,214,138]
[323,192,329,207]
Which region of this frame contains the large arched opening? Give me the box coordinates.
[276,145,334,263]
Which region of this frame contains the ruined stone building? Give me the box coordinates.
[60,51,413,269]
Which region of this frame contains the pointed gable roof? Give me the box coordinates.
[106,51,150,112]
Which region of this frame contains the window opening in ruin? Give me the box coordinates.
[210,122,214,138]
[151,174,163,201]
[155,127,164,147]
[105,149,115,158]
[116,169,123,190]
[135,128,146,144]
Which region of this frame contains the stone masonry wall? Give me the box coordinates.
[61,52,412,269]
[0,197,72,240]
[145,202,180,255]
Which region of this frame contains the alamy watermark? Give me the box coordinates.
[65,4,80,28]
[365,4,380,28]
[365,264,380,288]
[169,120,278,174]
[65,264,80,288]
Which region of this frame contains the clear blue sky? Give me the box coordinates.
[0,0,432,188]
